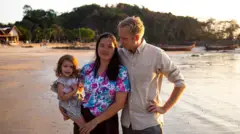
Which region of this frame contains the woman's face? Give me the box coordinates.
[98,37,116,61]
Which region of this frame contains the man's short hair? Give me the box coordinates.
[118,16,145,37]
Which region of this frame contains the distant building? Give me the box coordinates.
[0,26,20,44]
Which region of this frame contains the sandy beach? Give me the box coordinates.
[1,45,240,134]
[0,46,95,134]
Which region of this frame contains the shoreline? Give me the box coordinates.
[0,47,240,134]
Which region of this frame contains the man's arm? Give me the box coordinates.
[164,85,185,111]
[148,85,186,114]
[148,49,186,114]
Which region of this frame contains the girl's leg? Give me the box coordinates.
[66,111,85,128]
[72,116,86,128]
[59,106,69,120]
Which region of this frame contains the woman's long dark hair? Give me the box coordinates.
[94,32,121,81]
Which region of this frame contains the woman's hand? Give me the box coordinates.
[80,120,98,134]
[78,82,84,88]
[77,82,85,101]
[78,82,84,93]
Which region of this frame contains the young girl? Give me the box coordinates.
[51,54,85,129]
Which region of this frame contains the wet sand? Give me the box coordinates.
[0,46,240,134]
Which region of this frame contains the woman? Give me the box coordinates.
[77,32,130,134]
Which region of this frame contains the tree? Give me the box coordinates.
[0,23,6,27]
[73,27,95,42]
[62,28,76,41]
[237,33,240,40]
[224,20,239,39]
[16,26,31,41]
[23,5,32,16]
[51,24,63,42]
[79,28,95,42]
[13,3,240,44]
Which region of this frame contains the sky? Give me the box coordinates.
[0,0,239,24]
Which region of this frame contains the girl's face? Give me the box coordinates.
[61,60,74,77]
[98,37,116,61]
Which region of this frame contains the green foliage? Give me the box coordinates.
[1,3,239,44]
[16,26,31,41]
[72,27,95,41]
[79,27,95,41]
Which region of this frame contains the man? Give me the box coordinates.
[118,16,186,134]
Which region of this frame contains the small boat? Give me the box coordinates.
[205,44,239,50]
[159,43,196,51]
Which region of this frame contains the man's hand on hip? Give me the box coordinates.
[147,100,167,114]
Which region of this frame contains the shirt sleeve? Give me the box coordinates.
[157,49,185,87]
[51,78,65,94]
[50,80,59,93]
[56,78,65,85]
[116,66,131,92]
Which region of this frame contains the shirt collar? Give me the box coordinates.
[136,39,146,53]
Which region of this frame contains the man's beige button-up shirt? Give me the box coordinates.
[118,40,185,130]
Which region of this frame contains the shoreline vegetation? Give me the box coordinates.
[1,3,240,47]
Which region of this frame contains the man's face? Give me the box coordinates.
[118,26,135,50]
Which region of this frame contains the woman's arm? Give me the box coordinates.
[91,66,130,124]
[80,92,128,134]
[94,92,127,123]
[80,66,130,134]
[58,83,77,101]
